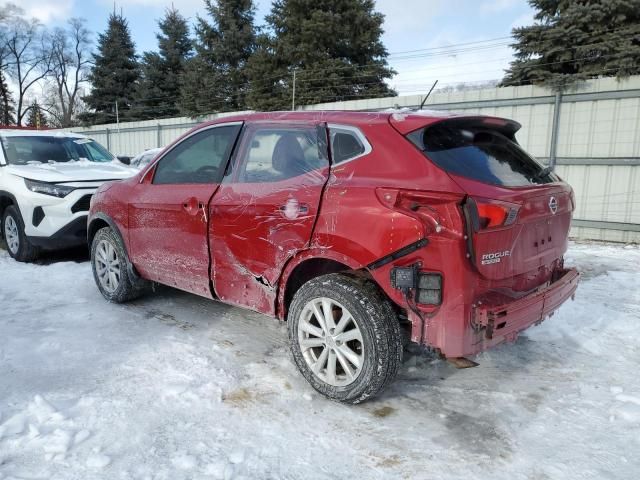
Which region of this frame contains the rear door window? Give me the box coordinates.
[407,122,554,186]
[235,126,327,183]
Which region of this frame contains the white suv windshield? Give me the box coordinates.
[1,136,114,165]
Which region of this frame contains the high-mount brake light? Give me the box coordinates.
[482,118,508,126]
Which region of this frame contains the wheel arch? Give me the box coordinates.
[0,190,18,225]
[87,214,113,247]
[88,213,145,285]
[277,250,375,320]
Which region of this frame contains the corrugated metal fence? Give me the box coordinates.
[60,76,640,243]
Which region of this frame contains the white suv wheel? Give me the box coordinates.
[4,215,19,254]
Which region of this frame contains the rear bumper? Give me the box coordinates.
[470,267,579,350]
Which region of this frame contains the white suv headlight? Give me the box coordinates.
[24,178,76,198]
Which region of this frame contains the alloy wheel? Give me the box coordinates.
[4,215,20,255]
[95,240,121,293]
[297,297,364,387]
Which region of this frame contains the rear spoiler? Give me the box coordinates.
[389,113,521,138]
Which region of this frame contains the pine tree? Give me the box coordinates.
[135,7,192,120]
[26,101,48,129]
[180,0,255,115]
[0,71,16,126]
[82,12,140,124]
[503,0,640,88]
[246,0,396,111]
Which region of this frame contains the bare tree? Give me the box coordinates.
[0,3,23,67]
[45,18,91,127]
[2,14,52,125]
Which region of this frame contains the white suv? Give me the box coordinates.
[0,129,136,262]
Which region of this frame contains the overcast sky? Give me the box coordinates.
[8,0,536,96]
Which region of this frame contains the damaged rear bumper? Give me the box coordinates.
[473,267,580,342]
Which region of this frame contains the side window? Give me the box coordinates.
[330,126,369,164]
[154,125,241,184]
[238,126,327,183]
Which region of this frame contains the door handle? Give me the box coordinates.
[279,200,310,219]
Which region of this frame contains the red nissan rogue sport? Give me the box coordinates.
[88,111,579,403]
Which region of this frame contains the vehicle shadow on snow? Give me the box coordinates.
[34,246,89,265]
[0,239,89,264]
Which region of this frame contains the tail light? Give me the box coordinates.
[376,188,465,238]
[467,197,519,231]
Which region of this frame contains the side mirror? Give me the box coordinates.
[117,155,131,165]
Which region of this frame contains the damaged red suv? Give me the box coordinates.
[88,111,579,403]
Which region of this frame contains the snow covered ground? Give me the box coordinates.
[0,242,639,480]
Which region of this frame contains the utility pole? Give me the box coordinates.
[115,100,120,133]
[549,89,562,171]
[292,69,297,111]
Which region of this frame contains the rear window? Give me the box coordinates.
[407,122,554,186]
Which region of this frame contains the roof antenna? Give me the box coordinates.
[419,80,439,110]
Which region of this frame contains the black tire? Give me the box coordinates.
[2,205,39,262]
[288,273,403,404]
[91,226,149,303]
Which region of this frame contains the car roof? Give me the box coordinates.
[167,109,518,149]
[0,129,88,138]
[199,110,456,125]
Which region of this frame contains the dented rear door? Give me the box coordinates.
[209,122,330,314]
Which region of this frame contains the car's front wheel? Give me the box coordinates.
[91,227,148,303]
[288,273,403,404]
[2,205,39,262]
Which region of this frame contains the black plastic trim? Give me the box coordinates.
[32,206,45,227]
[461,197,478,267]
[71,194,92,213]
[0,191,19,236]
[27,216,88,250]
[20,176,123,185]
[367,238,429,270]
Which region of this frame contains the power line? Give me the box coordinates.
[387,36,513,56]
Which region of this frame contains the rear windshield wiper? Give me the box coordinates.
[531,166,553,182]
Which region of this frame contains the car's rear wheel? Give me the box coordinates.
[91,227,148,303]
[2,205,39,262]
[288,273,403,404]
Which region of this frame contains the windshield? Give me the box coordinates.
[133,150,159,168]
[408,122,555,187]
[1,135,115,165]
